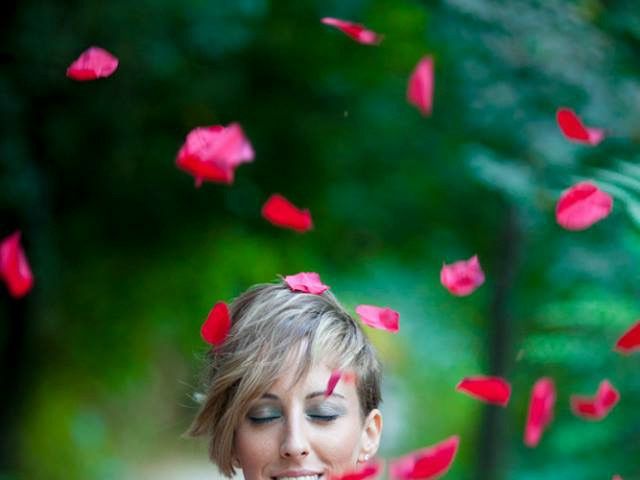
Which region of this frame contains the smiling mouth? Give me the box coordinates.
[272,474,324,480]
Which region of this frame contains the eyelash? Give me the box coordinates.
[249,414,339,425]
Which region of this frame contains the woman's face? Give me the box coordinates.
[233,361,382,480]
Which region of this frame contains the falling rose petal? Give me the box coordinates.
[556,108,605,146]
[615,320,640,355]
[330,459,383,480]
[325,369,357,398]
[321,17,382,45]
[390,436,459,480]
[284,272,329,295]
[407,56,434,116]
[262,194,313,232]
[355,305,400,333]
[570,380,620,421]
[524,377,556,447]
[66,46,119,81]
[200,302,231,346]
[440,255,485,296]
[0,231,34,299]
[612,476,622,480]
[176,123,254,187]
[456,376,511,407]
[555,181,613,231]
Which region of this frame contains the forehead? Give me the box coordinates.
[267,360,356,401]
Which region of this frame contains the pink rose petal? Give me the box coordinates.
[284,272,329,295]
[262,194,313,232]
[456,376,511,406]
[0,231,34,299]
[440,255,485,296]
[321,17,382,45]
[407,56,434,116]
[330,459,383,480]
[200,302,231,346]
[524,377,556,447]
[66,46,119,81]
[390,436,459,480]
[570,380,620,421]
[556,108,605,146]
[614,320,640,355]
[555,181,613,231]
[355,305,400,333]
[176,123,254,187]
[325,369,357,398]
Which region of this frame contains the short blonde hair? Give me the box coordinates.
[186,281,382,477]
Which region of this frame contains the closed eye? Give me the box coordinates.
[248,416,281,425]
[308,414,339,422]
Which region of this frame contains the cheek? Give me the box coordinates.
[315,420,363,471]
[235,425,279,477]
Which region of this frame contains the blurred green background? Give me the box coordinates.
[1,0,640,478]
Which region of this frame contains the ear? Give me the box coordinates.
[358,408,383,462]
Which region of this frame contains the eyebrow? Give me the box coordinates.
[260,391,346,400]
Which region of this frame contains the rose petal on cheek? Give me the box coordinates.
[455,376,511,406]
[329,459,383,480]
[390,436,459,480]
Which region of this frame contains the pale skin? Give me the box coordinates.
[233,362,383,480]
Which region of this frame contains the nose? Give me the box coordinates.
[279,416,310,459]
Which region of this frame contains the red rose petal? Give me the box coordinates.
[66,46,119,81]
[556,108,605,146]
[570,380,619,421]
[330,459,383,480]
[0,231,34,299]
[355,305,400,333]
[440,255,485,296]
[615,320,640,354]
[555,181,613,231]
[325,369,357,398]
[390,436,459,480]
[262,194,313,232]
[321,17,382,45]
[200,302,231,346]
[612,475,623,480]
[176,123,254,187]
[284,272,329,295]
[524,377,556,447]
[456,376,511,406]
[407,56,434,116]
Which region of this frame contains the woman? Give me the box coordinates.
[188,281,384,479]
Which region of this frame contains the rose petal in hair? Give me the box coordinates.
[407,56,434,116]
[284,272,329,295]
[570,380,619,421]
[66,46,119,81]
[440,255,485,296]
[321,17,382,45]
[456,376,511,406]
[201,302,231,346]
[330,459,383,480]
[390,436,459,480]
[262,194,313,232]
[0,231,34,298]
[556,108,605,146]
[614,320,640,355]
[524,377,556,447]
[176,123,254,187]
[555,181,613,231]
[355,305,399,333]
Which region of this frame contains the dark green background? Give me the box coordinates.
[1,0,639,478]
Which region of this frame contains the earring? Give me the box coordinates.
[360,453,370,462]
